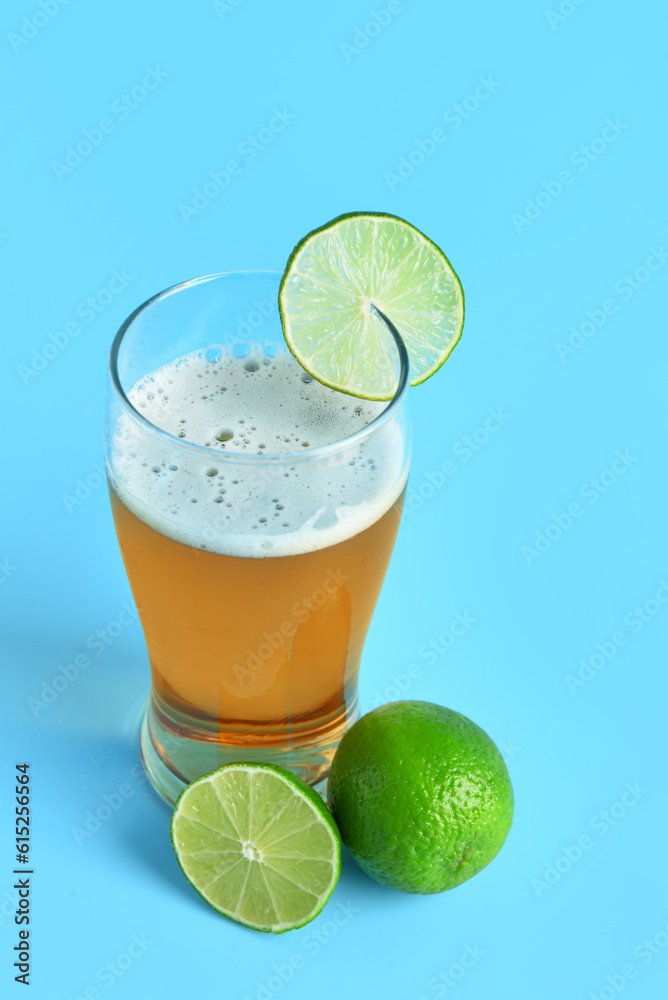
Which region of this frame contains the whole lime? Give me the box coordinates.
[327,701,514,893]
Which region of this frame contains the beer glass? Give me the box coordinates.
[105,271,410,803]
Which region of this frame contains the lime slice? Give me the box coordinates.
[170,762,341,934]
[279,212,464,400]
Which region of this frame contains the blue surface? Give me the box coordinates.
[3,1,667,997]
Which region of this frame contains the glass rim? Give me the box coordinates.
[108,269,410,466]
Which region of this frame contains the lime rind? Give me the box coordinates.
[171,762,341,934]
[279,212,464,401]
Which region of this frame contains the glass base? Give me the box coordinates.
[139,695,355,805]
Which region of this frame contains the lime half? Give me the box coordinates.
[279,212,464,400]
[171,763,341,933]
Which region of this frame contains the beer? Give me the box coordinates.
[109,338,408,796]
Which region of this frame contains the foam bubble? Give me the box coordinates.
[109,347,407,557]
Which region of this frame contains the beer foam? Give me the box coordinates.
[109,346,407,557]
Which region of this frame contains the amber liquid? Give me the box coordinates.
[110,486,404,761]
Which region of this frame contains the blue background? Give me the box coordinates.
[2,1,667,997]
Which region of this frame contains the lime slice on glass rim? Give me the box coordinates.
[279,212,464,400]
[170,762,341,934]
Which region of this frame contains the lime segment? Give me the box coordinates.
[279,212,464,400]
[171,763,341,933]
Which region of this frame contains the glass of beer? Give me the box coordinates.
[105,271,410,804]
